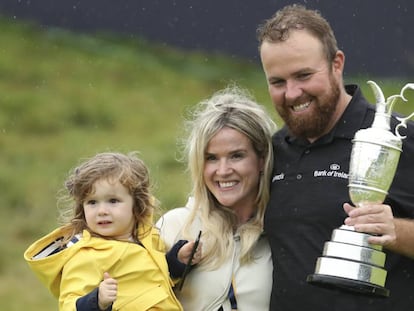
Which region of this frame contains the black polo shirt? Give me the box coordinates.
[266,85,414,311]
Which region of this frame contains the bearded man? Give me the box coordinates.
[257,4,414,311]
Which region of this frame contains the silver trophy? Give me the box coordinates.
[307,80,414,297]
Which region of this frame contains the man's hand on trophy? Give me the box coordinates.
[343,202,396,247]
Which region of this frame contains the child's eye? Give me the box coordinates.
[86,200,97,205]
[109,198,119,204]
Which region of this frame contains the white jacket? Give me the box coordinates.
[156,198,273,311]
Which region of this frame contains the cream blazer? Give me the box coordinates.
[156,198,273,311]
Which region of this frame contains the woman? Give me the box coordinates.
[156,86,276,310]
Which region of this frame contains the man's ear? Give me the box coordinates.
[332,50,345,75]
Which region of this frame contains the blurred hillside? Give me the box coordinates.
[0,16,410,310]
[0,0,413,77]
[0,16,278,310]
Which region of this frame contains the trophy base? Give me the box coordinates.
[307,225,390,298]
[307,274,390,297]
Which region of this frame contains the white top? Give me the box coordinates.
[156,198,273,311]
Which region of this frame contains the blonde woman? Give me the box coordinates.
[157,86,276,311]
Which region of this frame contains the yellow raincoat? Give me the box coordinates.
[24,221,183,311]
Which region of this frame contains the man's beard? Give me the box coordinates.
[277,75,341,140]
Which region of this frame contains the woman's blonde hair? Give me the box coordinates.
[181,85,276,269]
[58,152,156,243]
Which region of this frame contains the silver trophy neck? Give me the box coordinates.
[371,112,390,131]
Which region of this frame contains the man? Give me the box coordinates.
[257,4,414,311]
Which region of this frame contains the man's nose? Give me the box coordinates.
[285,80,302,101]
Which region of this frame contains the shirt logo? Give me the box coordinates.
[314,163,348,179]
[272,164,348,182]
[330,163,340,170]
[272,173,285,182]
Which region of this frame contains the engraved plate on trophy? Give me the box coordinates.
[306,81,414,297]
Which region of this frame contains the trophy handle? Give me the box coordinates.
[368,81,414,121]
[400,83,414,100]
[394,83,414,139]
[396,112,414,139]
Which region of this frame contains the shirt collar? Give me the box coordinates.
[334,84,372,139]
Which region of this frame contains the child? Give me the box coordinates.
[24,152,198,311]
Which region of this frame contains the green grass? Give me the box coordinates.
[0,16,411,310]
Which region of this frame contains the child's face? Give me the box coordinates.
[83,178,135,240]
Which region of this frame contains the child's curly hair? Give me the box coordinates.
[58,152,157,243]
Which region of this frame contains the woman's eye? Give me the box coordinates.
[205,154,217,161]
[270,79,284,86]
[231,152,244,159]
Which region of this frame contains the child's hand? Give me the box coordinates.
[98,272,117,310]
[178,240,202,265]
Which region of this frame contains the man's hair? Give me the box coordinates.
[257,4,338,63]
